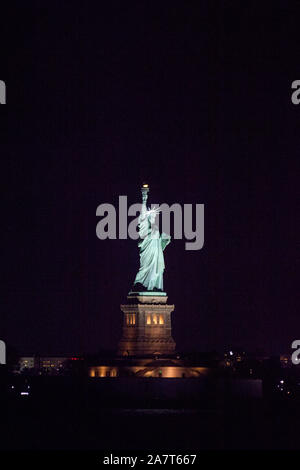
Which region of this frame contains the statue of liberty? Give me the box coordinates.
[132,184,171,292]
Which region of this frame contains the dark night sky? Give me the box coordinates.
[1,1,299,356]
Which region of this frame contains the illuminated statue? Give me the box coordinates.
[132,184,171,292]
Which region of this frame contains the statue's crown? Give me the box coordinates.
[146,205,161,215]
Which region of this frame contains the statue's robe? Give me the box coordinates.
[134,215,170,291]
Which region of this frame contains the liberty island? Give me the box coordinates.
[91,184,209,374]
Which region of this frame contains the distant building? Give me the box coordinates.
[280,354,292,368]
[18,356,69,374]
[19,357,37,371]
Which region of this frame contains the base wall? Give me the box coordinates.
[117,295,176,356]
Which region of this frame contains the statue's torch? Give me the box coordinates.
[141,183,149,203]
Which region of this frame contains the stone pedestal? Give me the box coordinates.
[117,293,176,356]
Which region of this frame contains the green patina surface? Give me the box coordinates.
[132,185,171,293]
